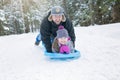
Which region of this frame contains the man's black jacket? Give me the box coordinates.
[40,12,76,52]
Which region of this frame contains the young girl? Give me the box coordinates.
[52,25,74,54]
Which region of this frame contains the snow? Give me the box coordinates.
[4,26,9,30]
[0,23,120,80]
[0,10,5,21]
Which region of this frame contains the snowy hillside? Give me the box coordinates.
[0,23,120,80]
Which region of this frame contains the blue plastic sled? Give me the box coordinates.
[35,34,80,60]
[44,50,80,60]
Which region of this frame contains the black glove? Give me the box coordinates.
[45,43,52,53]
[47,49,52,53]
[46,47,52,53]
[73,41,75,48]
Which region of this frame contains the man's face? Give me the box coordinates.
[52,15,62,25]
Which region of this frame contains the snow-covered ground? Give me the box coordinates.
[0,23,120,80]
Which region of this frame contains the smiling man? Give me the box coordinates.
[35,6,76,53]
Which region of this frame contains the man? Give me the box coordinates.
[35,6,76,53]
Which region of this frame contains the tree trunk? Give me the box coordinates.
[111,0,120,22]
[0,20,4,35]
[24,17,30,33]
[62,0,70,18]
[89,0,95,25]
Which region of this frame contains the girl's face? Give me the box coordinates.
[52,15,62,25]
[58,37,68,44]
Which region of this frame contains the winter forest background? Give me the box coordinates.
[0,0,120,36]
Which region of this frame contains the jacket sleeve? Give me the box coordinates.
[40,19,52,52]
[68,41,75,53]
[66,19,76,47]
